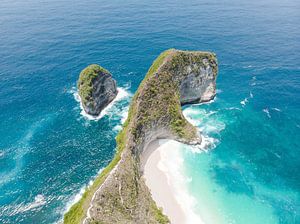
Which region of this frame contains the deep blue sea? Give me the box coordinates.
[0,0,299,223]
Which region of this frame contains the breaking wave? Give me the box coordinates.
[263,108,271,118]
[183,103,225,153]
[61,167,104,222]
[240,91,253,107]
[71,87,131,121]
[155,140,206,223]
[1,194,47,217]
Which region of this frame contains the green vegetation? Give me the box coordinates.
[144,49,173,80]
[130,49,199,141]
[151,203,170,224]
[64,49,217,223]
[169,50,218,76]
[77,64,110,105]
[64,125,129,224]
[64,51,175,224]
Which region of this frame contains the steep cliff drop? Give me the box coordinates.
[64,49,218,224]
[77,64,118,116]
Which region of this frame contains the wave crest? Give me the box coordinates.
[71,87,131,121]
[183,105,225,153]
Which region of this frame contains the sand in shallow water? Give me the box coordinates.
[142,139,205,224]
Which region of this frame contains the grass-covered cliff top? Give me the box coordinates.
[64,49,217,224]
[77,64,110,105]
[128,48,217,142]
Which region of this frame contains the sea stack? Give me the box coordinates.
[77,64,118,116]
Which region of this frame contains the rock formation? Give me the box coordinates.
[77,64,118,116]
[179,57,217,104]
[64,49,218,224]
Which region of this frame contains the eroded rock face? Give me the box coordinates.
[77,64,118,116]
[179,58,217,104]
[165,51,218,105]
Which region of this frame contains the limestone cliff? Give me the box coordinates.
[77,64,118,116]
[64,49,218,224]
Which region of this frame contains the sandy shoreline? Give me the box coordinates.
[142,139,205,224]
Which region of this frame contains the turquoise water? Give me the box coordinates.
[182,99,300,223]
[0,0,299,223]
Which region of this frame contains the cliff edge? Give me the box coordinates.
[64,49,218,224]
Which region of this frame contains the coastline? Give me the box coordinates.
[64,49,217,223]
[73,87,130,121]
[142,139,205,224]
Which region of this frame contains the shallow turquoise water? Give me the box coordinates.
[182,99,300,223]
[0,0,299,223]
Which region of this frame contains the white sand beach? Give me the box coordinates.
[141,139,205,224]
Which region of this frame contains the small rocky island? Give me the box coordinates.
[65,49,218,224]
[77,64,118,116]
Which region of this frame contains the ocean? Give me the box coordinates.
[0,0,299,223]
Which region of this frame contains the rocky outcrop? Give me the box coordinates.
[64,49,218,224]
[179,58,217,104]
[77,64,118,116]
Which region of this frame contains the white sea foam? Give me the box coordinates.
[184,115,201,127]
[250,76,257,86]
[225,107,242,111]
[0,150,4,158]
[62,185,86,217]
[192,135,219,153]
[240,98,248,106]
[3,194,47,217]
[199,122,225,135]
[183,107,200,116]
[201,97,216,105]
[183,105,225,154]
[273,152,281,159]
[160,105,226,222]
[263,108,271,118]
[17,194,46,213]
[63,168,104,217]
[240,92,254,107]
[156,140,205,223]
[182,108,200,126]
[272,107,281,112]
[183,107,218,123]
[62,86,131,221]
[120,106,129,124]
[110,105,129,132]
[207,110,218,116]
[113,125,122,132]
[73,87,130,121]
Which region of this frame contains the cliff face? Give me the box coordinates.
[178,57,217,104]
[64,49,218,224]
[77,64,118,116]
